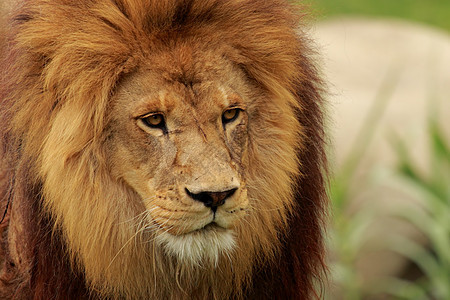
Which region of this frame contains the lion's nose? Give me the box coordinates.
[185,188,237,212]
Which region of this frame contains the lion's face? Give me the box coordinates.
[106,50,251,264]
[5,1,314,296]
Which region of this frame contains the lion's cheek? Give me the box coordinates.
[109,144,177,201]
[227,122,248,164]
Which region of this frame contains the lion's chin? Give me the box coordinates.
[155,225,236,267]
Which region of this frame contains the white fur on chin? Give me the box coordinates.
[155,226,236,267]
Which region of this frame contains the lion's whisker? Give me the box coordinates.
[117,209,150,225]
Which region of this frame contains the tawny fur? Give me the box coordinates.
[0,1,327,299]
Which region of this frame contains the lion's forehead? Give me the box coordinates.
[117,43,248,107]
[117,71,246,124]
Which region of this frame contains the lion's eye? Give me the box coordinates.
[141,113,166,129]
[222,108,240,124]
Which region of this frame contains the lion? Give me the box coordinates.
[0,0,327,299]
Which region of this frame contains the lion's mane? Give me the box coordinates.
[0,0,327,299]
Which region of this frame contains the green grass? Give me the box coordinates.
[328,110,450,299]
[307,0,450,32]
[325,62,450,299]
[385,119,450,299]
[364,118,450,300]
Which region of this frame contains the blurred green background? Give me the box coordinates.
[305,0,450,299]
[311,0,450,31]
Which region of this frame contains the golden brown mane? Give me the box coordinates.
[0,0,327,299]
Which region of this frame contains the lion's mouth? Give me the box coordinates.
[155,221,236,265]
[192,222,225,234]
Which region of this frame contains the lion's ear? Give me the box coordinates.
[120,55,138,74]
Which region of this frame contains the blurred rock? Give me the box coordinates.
[315,17,450,168]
